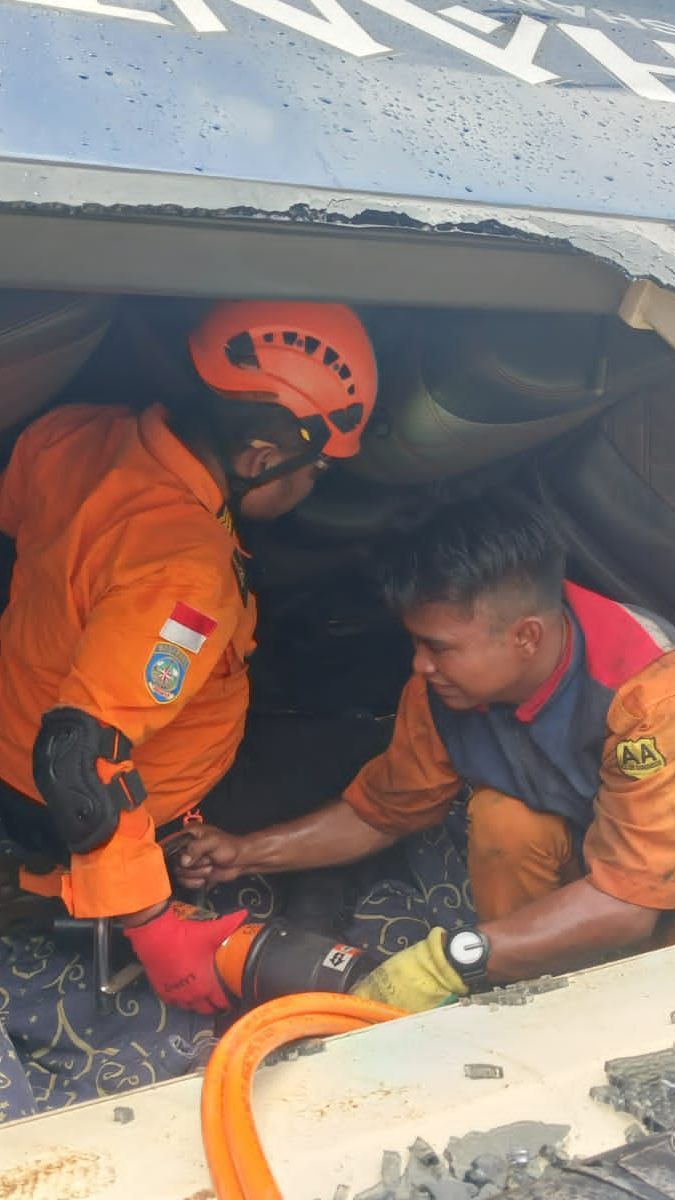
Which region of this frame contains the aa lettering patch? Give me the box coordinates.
[159,601,218,654]
[616,737,666,780]
[145,641,190,704]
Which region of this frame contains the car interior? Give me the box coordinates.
[1,256,674,733]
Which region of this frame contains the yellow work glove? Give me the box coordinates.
[352,927,468,1013]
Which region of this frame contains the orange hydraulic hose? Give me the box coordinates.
[201,991,406,1200]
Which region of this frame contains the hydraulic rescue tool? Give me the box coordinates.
[213,917,375,1007]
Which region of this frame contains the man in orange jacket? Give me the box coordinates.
[174,490,675,1008]
[0,300,378,1014]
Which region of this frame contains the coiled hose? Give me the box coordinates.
[201,991,405,1200]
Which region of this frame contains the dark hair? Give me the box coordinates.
[167,348,306,459]
[380,489,565,617]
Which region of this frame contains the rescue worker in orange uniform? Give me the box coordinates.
[175,490,675,1009]
[0,300,377,1013]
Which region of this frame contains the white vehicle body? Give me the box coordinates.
[1,947,673,1200]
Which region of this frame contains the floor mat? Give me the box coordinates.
[0,927,214,1118]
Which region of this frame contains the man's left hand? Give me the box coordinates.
[352,927,468,1013]
[125,901,248,1013]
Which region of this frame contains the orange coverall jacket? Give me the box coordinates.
[344,584,675,913]
[0,403,256,917]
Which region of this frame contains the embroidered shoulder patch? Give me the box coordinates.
[616,737,666,780]
[145,641,190,704]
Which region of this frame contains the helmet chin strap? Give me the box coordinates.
[219,445,330,523]
[195,398,331,524]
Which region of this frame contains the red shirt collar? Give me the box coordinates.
[514,617,573,723]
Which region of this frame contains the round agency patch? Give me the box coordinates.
[145,641,190,704]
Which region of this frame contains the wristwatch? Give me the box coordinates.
[445,928,491,986]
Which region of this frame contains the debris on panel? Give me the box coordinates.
[318,1122,570,1200]
[591,1047,675,1133]
[470,977,569,1008]
[445,1123,571,1182]
[463,1064,505,1080]
[113,1105,135,1124]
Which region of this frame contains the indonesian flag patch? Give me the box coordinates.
[160,601,218,654]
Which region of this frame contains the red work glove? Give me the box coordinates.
[125,901,248,1014]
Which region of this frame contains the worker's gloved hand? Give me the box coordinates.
[352,927,468,1013]
[125,901,248,1014]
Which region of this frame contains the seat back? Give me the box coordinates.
[0,290,114,436]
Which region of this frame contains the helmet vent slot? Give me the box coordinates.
[329,402,363,433]
[225,331,259,369]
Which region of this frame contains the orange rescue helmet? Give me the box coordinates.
[188,300,378,459]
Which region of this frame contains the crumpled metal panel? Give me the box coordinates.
[567,1134,675,1200]
[614,1138,675,1198]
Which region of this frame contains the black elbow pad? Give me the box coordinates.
[33,708,146,855]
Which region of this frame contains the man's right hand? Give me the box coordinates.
[170,800,395,890]
[170,825,243,890]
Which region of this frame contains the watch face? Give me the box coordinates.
[450,930,486,967]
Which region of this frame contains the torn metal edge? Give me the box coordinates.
[1,158,674,290]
